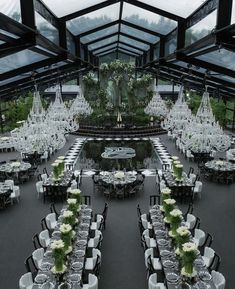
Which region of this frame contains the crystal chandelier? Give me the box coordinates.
[12,86,66,154]
[181,89,231,152]
[69,87,93,117]
[144,87,168,118]
[161,86,193,133]
[47,85,79,133]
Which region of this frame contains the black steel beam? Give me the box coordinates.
[216,0,233,29]
[79,20,119,38]
[123,0,183,22]
[92,41,118,53]
[95,46,118,56]
[119,32,151,46]
[96,49,117,57]
[61,0,119,21]
[85,32,118,46]
[186,0,218,29]
[118,42,143,54]
[34,0,60,28]
[118,1,124,44]
[117,47,139,56]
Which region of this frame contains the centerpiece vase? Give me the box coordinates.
[61,231,72,254]
[52,247,65,273]
[176,165,183,181]
[64,215,76,227]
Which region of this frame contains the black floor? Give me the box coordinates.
[0,134,234,289]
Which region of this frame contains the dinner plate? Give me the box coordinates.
[163,260,175,268]
[71,262,83,271]
[199,271,212,281]
[166,273,179,283]
[157,239,168,246]
[160,250,171,257]
[35,274,48,284]
[76,240,87,247]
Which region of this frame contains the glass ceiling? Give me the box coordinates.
[118,43,144,55]
[80,25,119,44]
[119,35,149,51]
[0,0,21,22]
[122,3,177,34]
[120,25,159,43]
[0,49,48,74]
[41,0,107,18]
[94,44,117,55]
[196,49,235,71]
[88,35,118,51]
[66,3,120,35]
[138,0,207,18]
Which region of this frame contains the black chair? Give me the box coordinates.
[101,203,108,230]
[93,254,101,276]
[43,167,49,176]
[188,167,194,177]
[149,195,160,206]
[138,220,145,236]
[184,203,194,218]
[209,253,221,272]
[82,195,91,206]
[32,234,41,249]
[37,174,42,181]
[50,203,59,217]
[204,233,213,248]
[137,204,142,219]
[24,255,37,278]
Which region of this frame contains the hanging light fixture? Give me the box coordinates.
[144,87,168,118]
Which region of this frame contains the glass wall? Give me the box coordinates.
[185,10,217,46]
[35,12,59,45]
[164,34,177,56]
[66,32,76,55]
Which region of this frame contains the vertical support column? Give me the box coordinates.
[20,0,36,29]
[159,38,165,59]
[177,20,186,50]
[58,19,67,50]
[216,0,233,29]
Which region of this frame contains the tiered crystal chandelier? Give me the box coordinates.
[12,86,66,154]
[47,85,79,133]
[181,89,231,152]
[144,87,168,118]
[69,87,93,117]
[161,86,193,133]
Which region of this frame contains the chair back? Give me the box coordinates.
[137,204,142,218]
[41,173,48,182]
[210,253,221,272]
[32,233,41,249]
[24,255,37,274]
[211,270,226,289]
[32,248,44,269]
[148,273,158,289]
[149,195,160,206]
[82,195,91,206]
[39,229,50,248]
[88,274,98,289]
[46,213,57,230]
[19,272,33,289]
[50,203,59,217]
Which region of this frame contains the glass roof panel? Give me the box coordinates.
[0,0,21,22]
[138,0,207,18]
[119,35,149,50]
[0,75,26,86]
[232,0,235,24]
[118,48,138,57]
[219,74,235,84]
[118,43,143,55]
[35,12,59,45]
[0,29,20,39]
[0,49,48,74]
[94,44,117,54]
[81,25,119,44]
[185,10,217,46]
[196,49,235,71]
[42,0,107,18]
[67,3,120,35]
[122,3,177,34]
[120,24,159,43]
[98,49,116,57]
[88,35,118,50]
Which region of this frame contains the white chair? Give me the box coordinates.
[19,272,33,289]
[144,248,162,271]
[36,181,44,198]
[211,270,226,289]
[193,181,203,198]
[193,228,206,247]
[40,151,48,162]
[39,229,50,248]
[202,247,215,268]
[143,229,156,248]
[148,273,166,289]
[189,173,197,184]
[88,230,102,248]
[186,150,194,161]
[85,248,101,270]
[46,213,57,230]
[159,180,166,191]
[141,214,152,230]
[91,215,104,230]
[185,213,196,230]
[41,173,48,182]
[10,186,20,204]
[32,248,44,269]
[83,274,98,289]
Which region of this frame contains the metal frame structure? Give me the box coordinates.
[0,0,235,109]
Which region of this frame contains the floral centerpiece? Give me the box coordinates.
[215,160,224,166]
[114,171,125,179]
[172,160,181,176]
[69,189,81,204]
[10,161,21,168]
[63,210,77,227]
[162,198,176,223]
[67,198,79,215]
[181,242,199,279]
[51,239,66,273]
[169,209,183,237]
[161,188,171,202]
[175,164,183,181]
[175,226,191,255]
[60,224,73,254]
[52,162,60,181]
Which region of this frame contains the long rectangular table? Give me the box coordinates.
[149,205,216,289]
[32,204,92,289]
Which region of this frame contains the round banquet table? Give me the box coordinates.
[204,160,235,183]
[205,160,235,172]
[99,171,137,186]
[0,161,31,173]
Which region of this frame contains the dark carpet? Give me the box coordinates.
[0,134,234,289]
